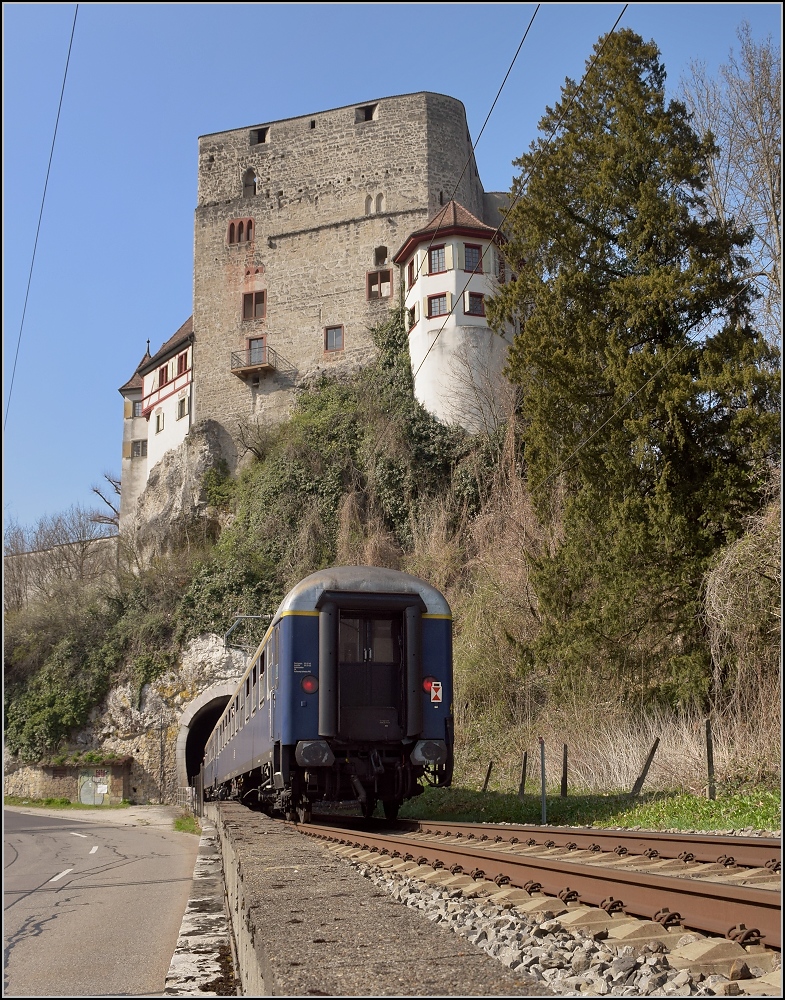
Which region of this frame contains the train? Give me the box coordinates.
[201,565,454,821]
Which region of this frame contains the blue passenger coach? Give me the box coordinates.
[202,566,453,821]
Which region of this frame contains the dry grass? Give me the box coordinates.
[453,677,782,795]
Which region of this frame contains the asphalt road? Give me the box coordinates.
[3,805,200,997]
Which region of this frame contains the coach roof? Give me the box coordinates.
[276,566,451,618]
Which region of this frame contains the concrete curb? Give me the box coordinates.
[164,820,237,996]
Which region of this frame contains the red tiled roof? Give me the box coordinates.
[118,351,151,393]
[138,316,194,375]
[418,201,496,237]
[393,201,497,263]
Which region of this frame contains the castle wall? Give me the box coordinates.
[192,92,486,469]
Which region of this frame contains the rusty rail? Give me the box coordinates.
[299,821,781,950]
[404,821,782,871]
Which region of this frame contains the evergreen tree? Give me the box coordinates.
[488,30,780,703]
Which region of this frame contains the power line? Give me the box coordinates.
[410,4,630,392]
[4,4,79,433]
[369,5,542,456]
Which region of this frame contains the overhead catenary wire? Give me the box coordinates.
[409,4,630,393]
[370,5,631,460]
[368,4,543,457]
[4,4,80,433]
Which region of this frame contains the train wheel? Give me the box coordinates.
[360,796,377,819]
[382,799,400,821]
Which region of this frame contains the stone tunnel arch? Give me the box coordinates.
[176,683,235,788]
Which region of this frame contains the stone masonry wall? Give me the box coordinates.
[193,92,488,472]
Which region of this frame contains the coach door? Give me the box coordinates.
[337,612,404,741]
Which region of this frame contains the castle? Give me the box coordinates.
[118,92,514,532]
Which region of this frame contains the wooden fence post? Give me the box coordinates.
[561,743,568,797]
[706,718,716,801]
[518,751,528,800]
[482,761,493,793]
[539,736,547,825]
[630,737,660,796]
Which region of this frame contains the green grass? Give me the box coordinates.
[173,810,201,835]
[399,785,781,832]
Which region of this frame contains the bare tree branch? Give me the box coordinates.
[681,22,781,346]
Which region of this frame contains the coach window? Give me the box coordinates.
[251,664,257,715]
[245,675,251,722]
[259,650,266,708]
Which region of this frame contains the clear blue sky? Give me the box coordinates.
[3,3,781,533]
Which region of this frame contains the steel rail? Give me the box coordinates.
[301,822,782,950]
[403,821,782,870]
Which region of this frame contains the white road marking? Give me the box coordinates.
[90,846,98,854]
[50,869,73,882]
[70,832,88,838]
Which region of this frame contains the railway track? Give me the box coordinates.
[298,818,781,954]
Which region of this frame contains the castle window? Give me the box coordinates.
[407,259,415,289]
[427,293,449,318]
[375,193,385,213]
[227,218,254,245]
[464,244,482,274]
[177,396,189,420]
[158,364,169,388]
[133,400,143,417]
[248,337,266,365]
[374,246,388,267]
[355,103,378,123]
[243,291,266,320]
[407,302,419,330]
[155,412,165,433]
[250,127,269,145]
[177,351,188,376]
[324,325,344,352]
[309,119,316,129]
[465,291,485,316]
[131,439,147,458]
[367,269,391,299]
[243,169,258,197]
[429,246,446,274]
[365,195,373,216]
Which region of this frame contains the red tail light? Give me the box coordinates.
[301,675,319,694]
[422,676,436,693]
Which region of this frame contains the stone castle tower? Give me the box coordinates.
[119,92,512,531]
